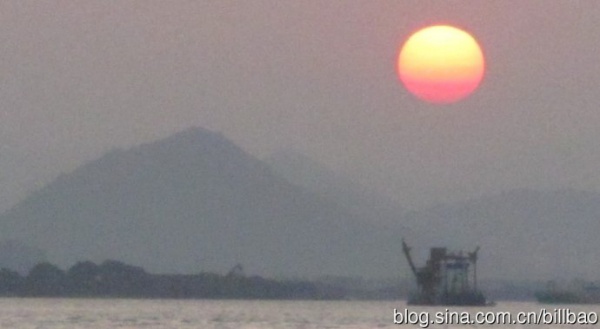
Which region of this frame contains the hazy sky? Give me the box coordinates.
[2,1,600,210]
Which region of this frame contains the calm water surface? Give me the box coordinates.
[0,298,597,328]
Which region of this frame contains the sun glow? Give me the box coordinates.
[398,25,485,104]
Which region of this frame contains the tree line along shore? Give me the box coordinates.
[0,260,345,299]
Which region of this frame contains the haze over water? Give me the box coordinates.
[0,299,596,328]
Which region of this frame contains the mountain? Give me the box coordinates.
[0,240,46,275]
[4,127,593,283]
[0,128,401,278]
[403,189,600,281]
[265,150,406,230]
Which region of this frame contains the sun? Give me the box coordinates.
[398,25,485,104]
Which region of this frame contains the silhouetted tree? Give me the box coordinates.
[97,260,150,297]
[24,262,66,296]
[0,259,345,299]
[67,261,100,296]
[0,268,23,296]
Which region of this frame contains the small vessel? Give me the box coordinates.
[536,282,600,304]
[401,239,490,306]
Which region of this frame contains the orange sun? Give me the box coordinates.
[398,25,485,104]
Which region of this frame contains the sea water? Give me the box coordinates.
[0,298,597,328]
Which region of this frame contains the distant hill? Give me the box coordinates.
[0,128,402,278]
[265,150,407,231]
[403,189,600,281]
[265,151,600,282]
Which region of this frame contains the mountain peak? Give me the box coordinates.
[144,126,231,152]
[167,126,223,141]
[0,128,398,279]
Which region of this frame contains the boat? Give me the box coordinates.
[536,282,600,304]
[401,239,491,306]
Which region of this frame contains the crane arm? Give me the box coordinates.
[469,246,480,262]
[401,238,419,278]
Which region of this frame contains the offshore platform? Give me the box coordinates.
[401,239,488,306]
